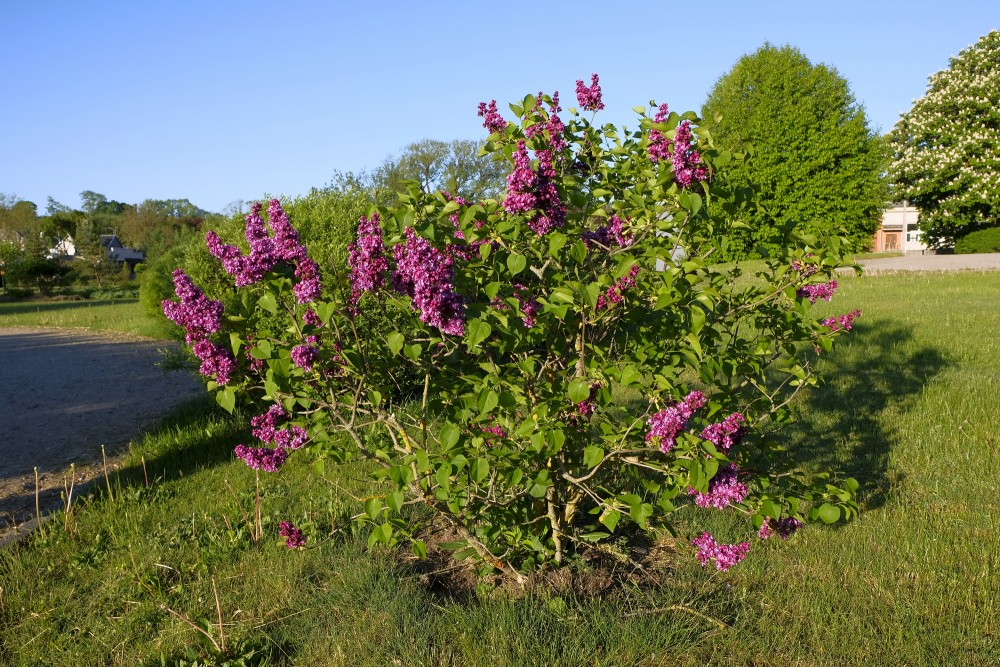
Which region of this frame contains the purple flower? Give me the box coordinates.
[692,532,750,571]
[583,215,633,249]
[161,269,225,345]
[701,412,746,452]
[477,100,508,134]
[513,283,540,328]
[392,227,465,336]
[191,340,236,385]
[648,103,671,163]
[504,141,565,236]
[205,200,321,299]
[646,390,707,453]
[822,309,861,332]
[575,73,605,112]
[251,405,308,450]
[797,280,838,303]
[302,308,322,327]
[481,423,507,439]
[291,340,320,370]
[348,213,389,305]
[758,516,803,540]
[596,265,641,311]
[279,521,306,549]
[234,443,289,472]
[672,120,708,188]
[689,464,748,509]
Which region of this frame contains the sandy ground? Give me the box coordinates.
[855,252,1000,273]
[0,328,204,537]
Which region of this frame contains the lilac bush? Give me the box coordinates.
[164,77,860,572]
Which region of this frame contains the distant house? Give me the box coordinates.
[46,233,145,271]
[872,202,928,254]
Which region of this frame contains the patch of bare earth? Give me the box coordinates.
[0,327,203,541]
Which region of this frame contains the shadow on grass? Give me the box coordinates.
[784,320,949,509]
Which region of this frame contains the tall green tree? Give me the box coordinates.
[888,30,1000,247]
[702,43,888,258]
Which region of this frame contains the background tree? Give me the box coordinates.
[702,43,888,259]
[888,30,1000,247]
[379,139,507,201]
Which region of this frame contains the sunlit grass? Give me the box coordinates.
[1,272,999,665]
[0,299,175,339]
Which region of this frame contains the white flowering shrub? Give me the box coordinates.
[889,30,1000,246]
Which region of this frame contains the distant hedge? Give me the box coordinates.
[954,227,1000,254]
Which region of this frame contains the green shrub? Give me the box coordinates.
[954,226,1000,254]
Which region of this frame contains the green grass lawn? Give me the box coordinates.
[0,299,175,339]
[1,272,999,666]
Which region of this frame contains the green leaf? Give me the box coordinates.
[229,333,242,357]
[387,332,404,356]
[258,293,277,314]
[403,344,422,361]
[548,232,567,256]
[568,379,591,404]
[583,445,604,469]
[386,490,405,513]
[311,459,326,476]
[817,503,841,524]
[411,540,427,559]
[465,319,492,352]
[364,498,382,520]
[629,502,654,528]
[481,390,499,415]
[507,253,527,276]
[216,388,235,414]
[471,458,490,484]
[599,509,620,532]
[439,422,461,449]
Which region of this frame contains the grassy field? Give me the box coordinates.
[0,299,175,339]
[1,272,999,665]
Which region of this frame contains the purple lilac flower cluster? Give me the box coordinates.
[477,100,508,135]
[504,140,566,236]
[161,270,236,384]
[523,92,567,152]
[575,384,600,418]
[596,265,641,310]
[393,227,465,336]
[206,200,321,304]
[797,280,838,303]
[701,412,746,452]
[481,423,508,439]
[279,521,306,549]
[347,213,389,306]
[575,74,605,112]
[758,516,803,540]
[302,308,323,327]
[689,464,748,509]
[233,444,288,472]
[291,335,320,370]
[583,215,633,249]
[513,283,541,328]
[648,103,672,163]
[234,406,308,473]
[691,532,751,571]
[251,405,308,450]
[672,120,708,188]
[646,391,707,453]
[822,309,861,332]
[162,269,225,345]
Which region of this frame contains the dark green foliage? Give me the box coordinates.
[954,226,1000,254]
[701,43,888,259]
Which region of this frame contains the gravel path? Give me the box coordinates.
[855,252,1000,273]
[0,328,204,535]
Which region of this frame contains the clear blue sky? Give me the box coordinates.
[3,1,997,214]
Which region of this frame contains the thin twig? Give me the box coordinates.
[623,604,729,629]
[212,577,226,653]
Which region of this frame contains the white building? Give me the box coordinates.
[872,202,928,253]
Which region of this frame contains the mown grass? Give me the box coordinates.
[0,299,174,339]
[2,272,999,665]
